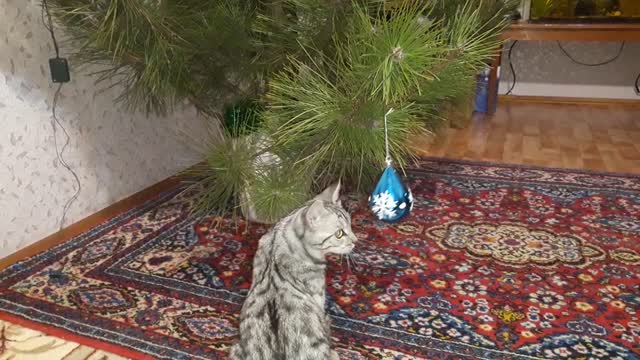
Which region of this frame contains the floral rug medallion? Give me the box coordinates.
[428,222,605,268]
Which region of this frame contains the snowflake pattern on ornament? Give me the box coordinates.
[372,191,398,220]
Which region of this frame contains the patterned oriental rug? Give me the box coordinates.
[1,159,640,360]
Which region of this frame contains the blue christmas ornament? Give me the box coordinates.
[369,108,414,222]
[369,166,413,222]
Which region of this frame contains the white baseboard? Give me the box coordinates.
[498,81,640,100]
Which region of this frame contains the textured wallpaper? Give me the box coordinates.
[499,40,640,99]
[0,0,208,258]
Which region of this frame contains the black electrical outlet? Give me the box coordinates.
[49,57,70,83]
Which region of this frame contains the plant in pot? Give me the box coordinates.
[183,101,310,224]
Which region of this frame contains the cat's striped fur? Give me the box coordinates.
[230,183,356,360]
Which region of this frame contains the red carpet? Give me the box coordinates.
[1,159,639,359]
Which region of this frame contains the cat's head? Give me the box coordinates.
[302,181,357,256]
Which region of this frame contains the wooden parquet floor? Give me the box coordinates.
[414,100,640,174]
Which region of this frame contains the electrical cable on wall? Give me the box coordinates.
[557,41,637,95]
[42,0,82,230]
[505,40,518,96]
[557,41,625,67]
[508,40,629,96]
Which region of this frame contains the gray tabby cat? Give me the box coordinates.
[229,182,356,360]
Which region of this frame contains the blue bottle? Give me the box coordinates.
[475,69,490,113]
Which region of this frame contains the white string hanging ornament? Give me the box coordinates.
[368,108,414,222]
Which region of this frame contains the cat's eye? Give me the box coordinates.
[335,229,345,239]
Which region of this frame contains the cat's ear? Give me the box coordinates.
[315,180,341,204]
[305,200,326,227]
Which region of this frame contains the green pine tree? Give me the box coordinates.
[261,0,516,189]
[48,0,517,221]
[48,0,260,116]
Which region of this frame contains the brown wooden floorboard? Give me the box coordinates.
[415,101,640,174]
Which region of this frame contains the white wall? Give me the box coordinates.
[498,40,640,99]
[0,0,207,258]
